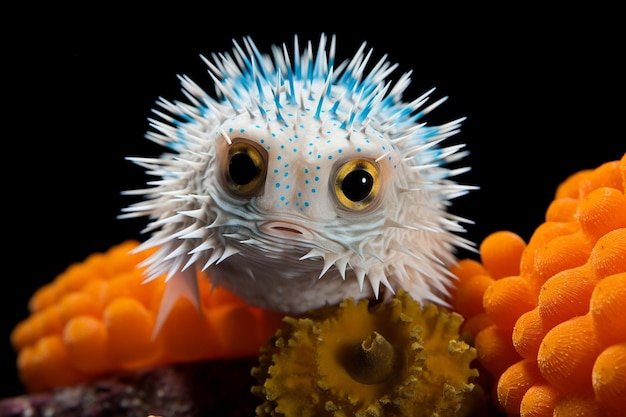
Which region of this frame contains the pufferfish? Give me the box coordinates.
[119,34,475,334]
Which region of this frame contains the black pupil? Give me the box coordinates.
[342,170,374,202]
[229,152,258,185]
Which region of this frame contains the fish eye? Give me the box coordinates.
[225,141,266,196]
[333,159,381,211]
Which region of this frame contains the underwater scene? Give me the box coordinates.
[4,9,624,417]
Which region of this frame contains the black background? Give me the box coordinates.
[3,4,624,399]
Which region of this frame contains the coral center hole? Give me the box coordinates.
[342,331,397,385]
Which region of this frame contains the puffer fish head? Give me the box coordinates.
[120,34,476,322]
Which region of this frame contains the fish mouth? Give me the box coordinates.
[261,221,312,239]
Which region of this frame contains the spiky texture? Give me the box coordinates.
[120,34,475,331]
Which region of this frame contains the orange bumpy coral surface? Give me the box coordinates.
[448,153,626,417]
[10,240,284,393]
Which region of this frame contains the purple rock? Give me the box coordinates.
[0,358,260,417]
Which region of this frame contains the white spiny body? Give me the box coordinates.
[120,34,475,332]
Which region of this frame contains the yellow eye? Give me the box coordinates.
[334,159,381,210]
[225,141,266,196]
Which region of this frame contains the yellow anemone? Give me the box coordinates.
[252,290,481,417]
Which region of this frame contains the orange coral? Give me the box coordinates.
[10,240,284,393]
[447,153,626,416]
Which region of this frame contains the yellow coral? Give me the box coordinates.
[11,240,284,393]
[447,153,626,416]
[252,290,481,417]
